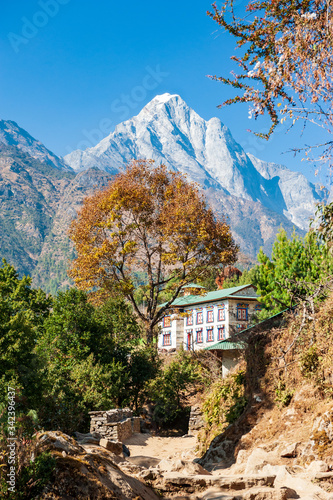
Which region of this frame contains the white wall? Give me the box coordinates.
[182,301,228,351]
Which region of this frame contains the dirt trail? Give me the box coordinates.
[124,432,198,465]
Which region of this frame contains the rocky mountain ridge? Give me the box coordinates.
[64,93,327,231]
[0,96,326,291]
[0,120,72,171]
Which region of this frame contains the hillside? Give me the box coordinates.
[0,143,74,278]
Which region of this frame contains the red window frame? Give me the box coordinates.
[163,316,171,328]
[186,314,193,326]
[218,308,225,321]
[196,329,203,343]
[196,311,203,324]
[237,308,247,320]
[207,310,214,323]
[163,333,171,346]
[218,327,225,341]
[207,328,214,342]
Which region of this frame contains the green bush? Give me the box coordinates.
[274,380,294,407]
[149,352,201,427]
[299,346,320,378]
[202,370,247,430]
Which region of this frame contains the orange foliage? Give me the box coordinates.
[68,160,238,342]
[215,266,242,289]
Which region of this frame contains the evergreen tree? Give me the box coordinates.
[255,229,333,317]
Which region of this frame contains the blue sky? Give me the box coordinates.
[0,0,328,184]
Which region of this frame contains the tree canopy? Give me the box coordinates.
[68,160,238,342]
[255,228,333,316]
[208,0,333,165]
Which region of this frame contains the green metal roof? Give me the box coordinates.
[165,284,258,308]
[182,283,205,289]
[205,339,247,351]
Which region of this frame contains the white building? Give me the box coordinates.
[158,284,260,352]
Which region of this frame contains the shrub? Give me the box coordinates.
[198,368,247,452]
[149,352,201,427]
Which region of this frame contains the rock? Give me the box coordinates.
[278,486,299,499]
[253,393,263,402]
[306,460,329,475]
[199,487,285,499]
[157,458,212,476]
[236,449,249,464]
[77,436,100,445]
[99,438,123,455]
[155,473,276,492]
[280,442,298,458]
[74,430,100,440]
[128,455,161,469]
[244,448,278,475]
[310,409,333,456]
[37,431,85,455]
[122,443,130,457]
[138,469,158,481]
[37,433,159,499]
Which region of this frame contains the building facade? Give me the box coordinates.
[158,284,260,352]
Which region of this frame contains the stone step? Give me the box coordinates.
[155,473,276,492]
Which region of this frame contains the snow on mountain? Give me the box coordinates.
[248,154,327,229]
[0,120,72,171]
[64,93,326,230]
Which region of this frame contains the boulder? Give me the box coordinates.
[74,431,100,440]
[99,438,123,455]
[244,448,278,475]
[37,431,85,455]
[306,460,329,475]
[157,458,212,476]
[311,409,333,443]
[280,442,298,458]
[122,443,130,457]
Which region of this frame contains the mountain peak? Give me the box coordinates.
[150,93,181,104]
[63,93,326,230]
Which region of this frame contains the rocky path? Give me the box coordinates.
[122,433,333,499]
[37,431,333,499]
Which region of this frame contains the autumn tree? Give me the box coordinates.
[69,160,238,343]
[208,0,333,166]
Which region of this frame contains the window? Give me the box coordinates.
[237,308,247,320]
[163,332,171,346]
[218,308,225,321]
[196,329,203,343]
[207,310,214,323]
[186,313,193,326]
[218,327,225,341]
[196,311,203,324]
[207,328,214,342]
[163,316,171,328]
[236,304,248,321]
[236,324,244,332]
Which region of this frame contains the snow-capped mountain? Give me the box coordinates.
[0,120,72,171]
[64,93,326,230]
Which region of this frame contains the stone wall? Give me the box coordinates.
[188,405,204,435]
[89,408,141,442]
